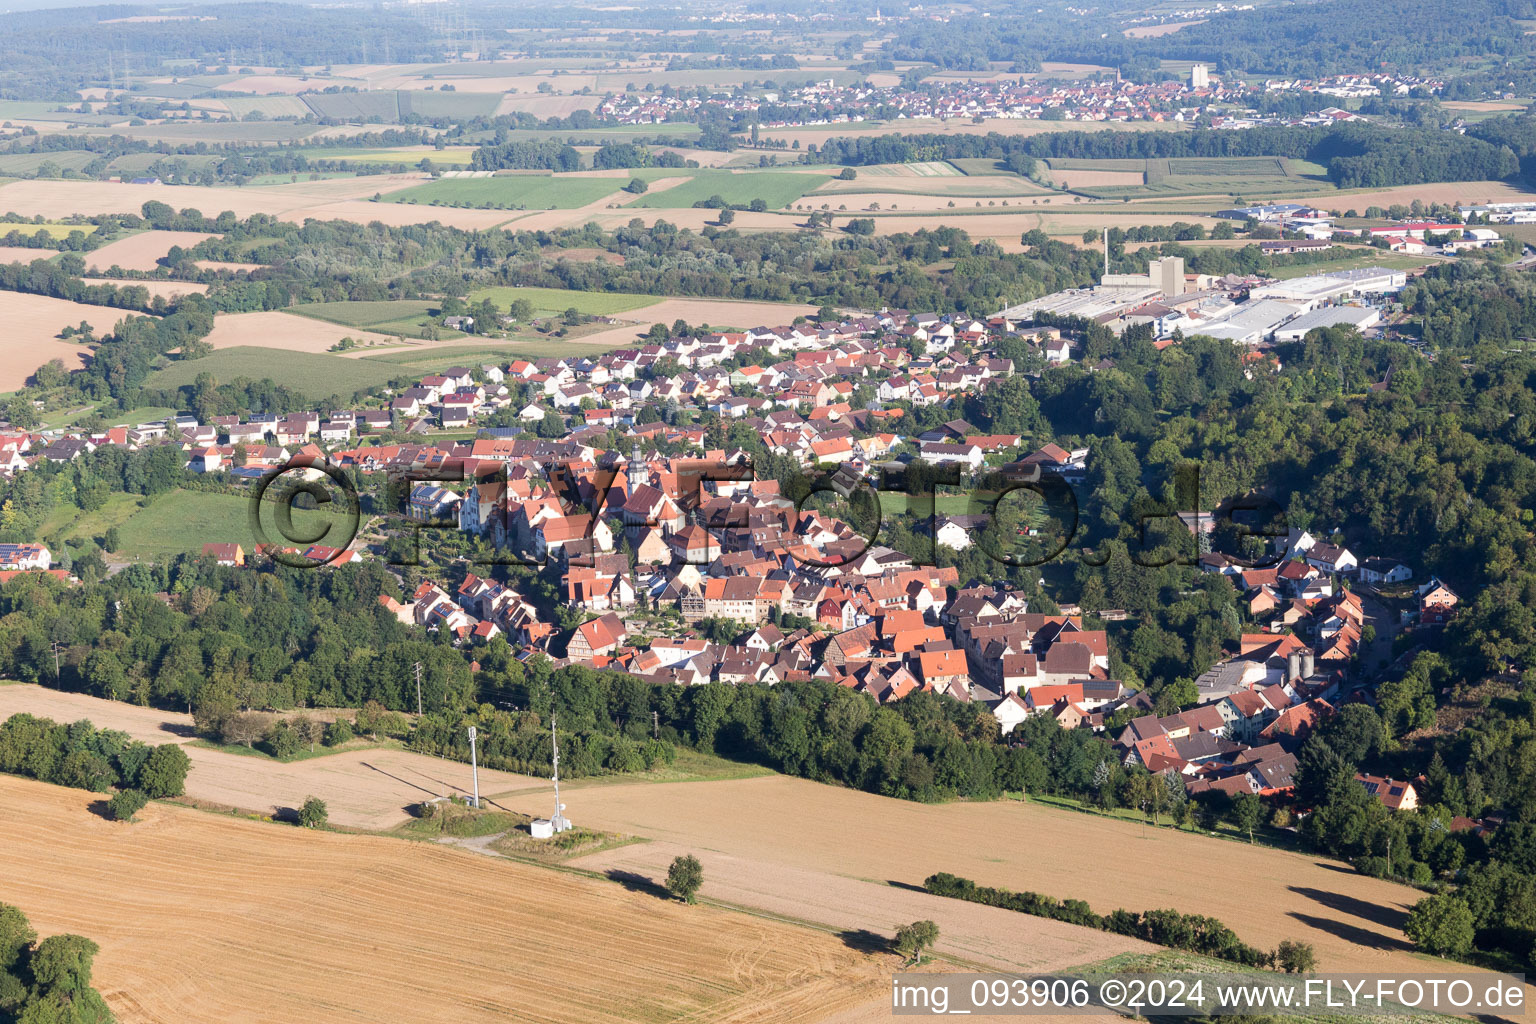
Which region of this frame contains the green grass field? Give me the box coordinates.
[464,285,658,318]
[1266,250,1441,279]
[286,300,462,340]
[358,336,636,371]
[38,486,342,565]
[146,346,402,398]
[111,489,349,563]
[630,169,831,209]
[0,151,98,175]
[385,174,623,210]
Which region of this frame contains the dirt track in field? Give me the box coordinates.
[0,775,890,1024]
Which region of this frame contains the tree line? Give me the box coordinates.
[0,712,190,801]
[0,904,112,1024]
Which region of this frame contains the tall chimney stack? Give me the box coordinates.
[1103,227,1109,278]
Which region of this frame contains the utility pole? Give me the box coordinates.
[49,640,61,678]
[467,725,480,809]
[413,661,423,716]
[551,714,570,832]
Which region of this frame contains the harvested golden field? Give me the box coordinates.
[0,245,54,264]
[86,230,215,272]
[0,684,539,828]
[1324,180,1536,211]
[572,840,1150,975]
[1440,100,1527,112]
[277,197,516,229]
[865,210,1223,249]
[1123,19,1206,36]
[0,179,508,230]
[496,93,604,117]
[203,310,406,353]
[0,293,125,388]
[1,775,889,1024]
[572,297,820,347]
[85,278,208,299]
[493,773,1475,982]
[502,206,787,234]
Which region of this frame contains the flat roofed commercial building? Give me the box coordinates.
[1272,305,1381,342]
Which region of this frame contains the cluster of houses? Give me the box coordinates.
[0,288,1459,828]
[594,64,1437,131]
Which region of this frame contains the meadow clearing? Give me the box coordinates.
[146,344,403,397]
[0,775,892,1024]
[37,488,354,566]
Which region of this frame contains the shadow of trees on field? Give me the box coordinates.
[1287,911,1412,952]
[158,722,196,738]
[606,869,670,900]
[1288,886,1409,930]
[836,929,892,955]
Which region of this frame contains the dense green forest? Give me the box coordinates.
[810,124,1522,191]
[888,0,1536,78]
[0,904,113,1024]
